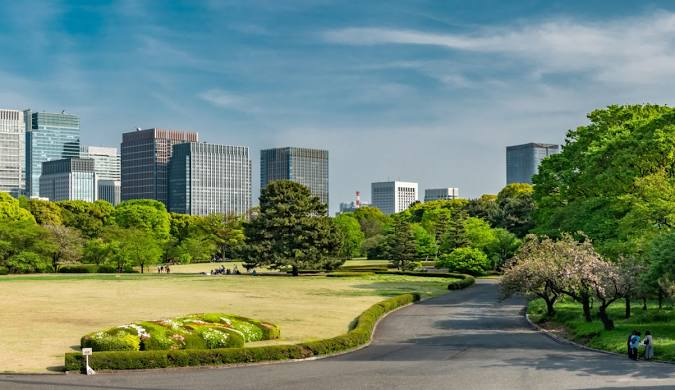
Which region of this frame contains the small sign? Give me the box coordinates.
[82,348,93,356]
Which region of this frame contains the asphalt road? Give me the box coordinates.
[3,279,675,390]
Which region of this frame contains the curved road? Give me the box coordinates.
[3,279,675,389]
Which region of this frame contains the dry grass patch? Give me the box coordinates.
[0,273,453,373]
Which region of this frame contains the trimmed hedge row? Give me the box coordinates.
[326,271,376,277]
[64,292,421,372]
[373,271,476,290]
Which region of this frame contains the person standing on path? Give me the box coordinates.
[629,331,641,360]
[643,330,654,360]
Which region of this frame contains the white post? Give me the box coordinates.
[82,348,96,375]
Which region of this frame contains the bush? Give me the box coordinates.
[65,293,421,371]
[81,332,141,352]
[436,248,490,276]
[327,272,375,277]
[6,251,50,274]
[96,264,117,273]
[0,266,8,275]
[448,276,476,290]
[59,264,98,273]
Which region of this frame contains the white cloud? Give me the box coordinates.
[323,12,675,85]
[198,89,259,113]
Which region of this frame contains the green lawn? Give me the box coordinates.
[0,272,456,373]
[528,298,675,360]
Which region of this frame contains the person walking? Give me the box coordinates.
[627,332,633,359]
[629,331,641,360]
[643,330,654,360]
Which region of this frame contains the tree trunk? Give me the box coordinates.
[544,297,556,317]
[292,265,299,277]
[625,297,631,319]
[643,297,647,311]
[141,264,144,274]
[582,294,592,322]
[598,306,614,330]
[659,290,664,309]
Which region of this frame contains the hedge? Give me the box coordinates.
[65,293,421,372]
[373,271,475,290]
[326,271,375,277]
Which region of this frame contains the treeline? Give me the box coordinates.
[333,183,533,275]
[502,104,675,328]
[0,193,244,274]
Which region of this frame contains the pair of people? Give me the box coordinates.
[628,330,654,360]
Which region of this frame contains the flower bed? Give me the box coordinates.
[80,313,280,352]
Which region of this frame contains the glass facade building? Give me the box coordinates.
[81,145,121,205]
[26,111,80,197]
[39,158,96,202]
[506,143,560,184]
[120,128,198,205]
[260,147,329,207]
[169,143,251,216]
[0,109,26,196]
[424,188,459,202]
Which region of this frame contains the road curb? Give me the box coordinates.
[525,313,675,365]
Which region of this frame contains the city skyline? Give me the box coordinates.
[3,2,675,213]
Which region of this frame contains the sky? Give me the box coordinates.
[3,0,675,214]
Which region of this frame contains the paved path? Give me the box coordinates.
[3,279,675,389]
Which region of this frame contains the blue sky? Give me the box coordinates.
[3,0,675,213]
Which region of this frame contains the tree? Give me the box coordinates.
[534,104,675,258]
[58,200,114,238]
[411,223,437,260]
[437,247,489,276]
[23,199,62,225]
[465,194,500,226]
[439,210,469,254]
[495,183,534,237]
[113,199,170,240]
[486,228,521,270]
[0,192,35,223]
[242,181,342,276]
[7,252,49,274]
[362,234,387,260]
[501,235,563,317]
[352,207,388,238]
[109,228,162,273]
[384,217,418,270]
[334,213,365,258]
[83,238,114,266]
[42,225,83,271]
[463,217,497,252]
[199,214,245,260]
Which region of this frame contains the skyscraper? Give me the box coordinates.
[39,158,96,202]
[81,145,121,205]
[260,147,329,206]
[169,142,251,216]
[120,128,198,205]
[25,111,81,197]
[371,181,418,215]
[0,109,26,196]
[506,143,560,184]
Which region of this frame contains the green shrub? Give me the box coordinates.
[96,264,117,273]
[327,271,375,277]
[436,248,489,276]
[59,264,98,273]
[448,276,475,290]
[81,332,141,352]
[0,266,8,275]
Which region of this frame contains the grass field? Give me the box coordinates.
[152,259,392,274]
[0,272,456,373]
[528,298,675,361]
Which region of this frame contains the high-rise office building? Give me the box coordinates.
[506,143,560,184]
[0,109,26,196]
[260,147,329,206]
[371,181,418,215]
[80,145,121,205]
[169,143,251,216]
[424,188,460,202]
[39,158,96,202]
[26,111,81,197]
[120,128,198,205]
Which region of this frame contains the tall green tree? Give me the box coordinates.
[42,224,84,271]
[23,198,62,225]
[352,206,388,238]
[334,213,365,258]
[495,184,534,237]
[465,194,500,226]
[107,228,162,273]
[113,199,170,240]
[411,223,437,260]
[58,200,114,238]
[384,217,418,270]
[242,181,342,276]
[534,104,675,257]
[0,193,35,223]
